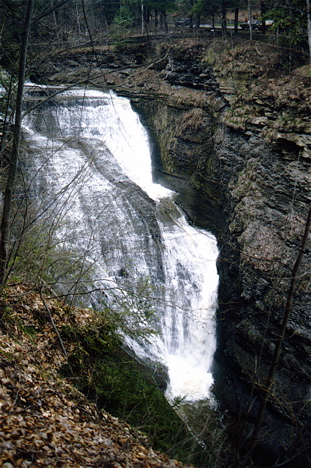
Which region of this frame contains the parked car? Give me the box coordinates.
[175,18,192,28]
[265,19,274,28]
[240,19,262,30]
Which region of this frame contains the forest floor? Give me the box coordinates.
[0,285,190,468]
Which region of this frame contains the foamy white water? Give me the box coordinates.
[23,86,219,402]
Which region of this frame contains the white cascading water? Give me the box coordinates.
[22,86,219,403]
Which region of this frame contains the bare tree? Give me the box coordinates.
[0,0,34,285]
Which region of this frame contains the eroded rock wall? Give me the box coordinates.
[132,49,310,467]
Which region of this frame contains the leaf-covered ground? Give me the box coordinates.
[0,285,190,468]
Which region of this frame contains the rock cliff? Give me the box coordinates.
[32,37,311,467]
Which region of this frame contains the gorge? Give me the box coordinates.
[20,36,311,466]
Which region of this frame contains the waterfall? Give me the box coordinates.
[22,86,219,403]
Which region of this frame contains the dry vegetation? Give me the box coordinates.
[0,285,190,468]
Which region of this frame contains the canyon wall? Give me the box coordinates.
[130,43,311,467]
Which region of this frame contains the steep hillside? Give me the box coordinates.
[0,284,195,468]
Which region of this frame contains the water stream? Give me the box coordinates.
[22,86,219,403]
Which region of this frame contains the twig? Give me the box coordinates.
[39,286,68,360]
[248,207,311,454]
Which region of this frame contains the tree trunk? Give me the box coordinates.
[234,8,239,33]
[307,0,311,63]
[141,0,144,34]
[0,0,34,285]
[260,1,267,34]
[248,0,253,40]
[221,1,227,35]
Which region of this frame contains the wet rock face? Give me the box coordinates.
[135,79,310,468]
